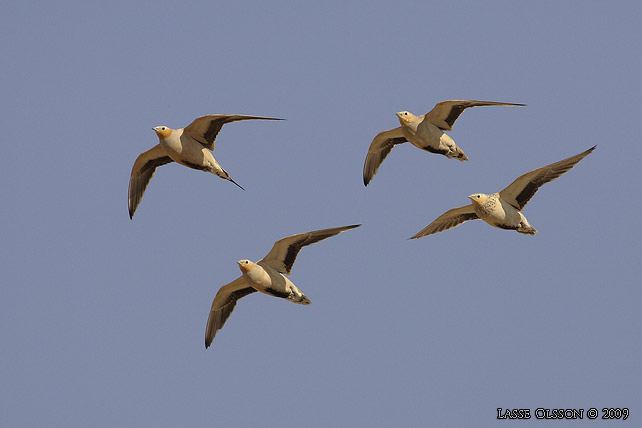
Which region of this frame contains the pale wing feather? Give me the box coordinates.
[499,146,596,210]
[183,114,284,150]
[363,127,406,186]
[205,277,257,348]
[128,144,173,219]
[410,205,478,239]
[424,100,525,131]
[259,225,361,275]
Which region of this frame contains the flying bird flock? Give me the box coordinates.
[128,100,595,347]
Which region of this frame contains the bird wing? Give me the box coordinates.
[205,277,257,348]
[259,225,360,275]
[410,205,478,239]
[363,127,407,186]
[424,100,525,131]
[128,144,173,219]
[183,114,284,150]
[499,146,596,210]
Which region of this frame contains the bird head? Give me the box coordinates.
[152,125,173,140]
[237,259,256,274]
[468,193,488,205]
[396,111,415,125]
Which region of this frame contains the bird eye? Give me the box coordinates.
[476,195,480,198]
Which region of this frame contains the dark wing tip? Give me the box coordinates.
[469,100,526,106]
[573,145,597,162]
[241,116,285,121]
[408,227,436,239]
[205,323,216,349]
[249,116,285,120]
[573,145,596,158]
[363,162,374,186]
[334,224,361,234]
[128,198,137,219]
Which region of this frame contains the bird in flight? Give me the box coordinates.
[205,224,360,348]
[128,114,283,218]
[410,146,595,238]
[363,100,524,186]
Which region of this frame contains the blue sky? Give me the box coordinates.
[1,1,640,426]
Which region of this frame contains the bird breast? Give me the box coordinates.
[400,122,418,142]
[475,195,522,226]
[245,263,296,298]
[416,118,445,141]
[159,128,185,155]
[473,194,496,216]
[402,118,444,149]
[160,131,219,170]
[244,264,274,288]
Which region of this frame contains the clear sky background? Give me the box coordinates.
[2,1,640,427]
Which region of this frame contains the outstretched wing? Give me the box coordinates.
[500,146,596,210]
[424,100,525,131]
[259,225,361,275]
[128,144,173,219]
[410,205,478,239]
[205,277,257,348]
[363,127,407,186]
[183,114,284,150]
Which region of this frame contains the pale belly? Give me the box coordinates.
[403,120,454,154]
[160,134,218,171]
[476,197,523,229]
[247,265,293,296]
[248,264,310,304]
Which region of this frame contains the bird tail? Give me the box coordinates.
[288,287,311,305]
[228,177,245,191]
[449,146,469,161]
[517,227,536,235]
[290,291,311,305]
[217,167,245,190]
[517,218,537,235]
